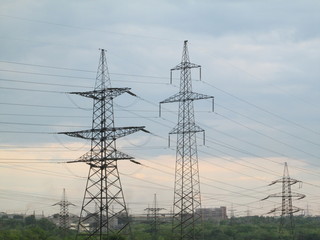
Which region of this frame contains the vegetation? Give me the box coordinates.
[1,215,320,240]
[134,216,320,240]
[0,215,76,240]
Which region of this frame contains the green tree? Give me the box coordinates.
[25,215,36,226]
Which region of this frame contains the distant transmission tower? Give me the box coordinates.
[145,194,164,240]
[229,204,235,218]
[53,188,75,231]
[60,49,147,240]
[263,162,305,239]
[160,40,214,240]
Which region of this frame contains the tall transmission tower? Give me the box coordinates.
[263,162,305,239]
[160,40,214,240]
[145,194,164,240]
[53,188,75,231]
[59,49,147,240]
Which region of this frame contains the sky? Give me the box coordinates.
[0,0,320,218]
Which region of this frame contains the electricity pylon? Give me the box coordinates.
[60,49,147,240]
[262,162,305,239]
[145,194,164,240]
[53,188,75,231]
[160,40,214,240]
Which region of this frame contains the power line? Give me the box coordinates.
[0,77,91,88]
[2,61,318,153]
[113,135,276,214]
[0,158,71,161]
[0,121,89,128]
[0,69,94,80]
[118,96,320,179]
[1,59,318,124]
[0,68,171,83]
[215,102,320,148]
[0,162,85,180]
[126,160,277,208]
[0,159,306,217]
[1,87,317,168]
[215,112,320,160]
[205,57,319,111]
[0,14,180,42]
[0,86,63,93]
[137,161,283,212]
[0,102,89,110]
[2,66,318,154]
[201,80,320,136]
[0,161,63,164]
[1,144,315,216]
[138,95,320,171]
[1,52,318,125]
[204,120,320,170]
[1,56,318,218]
[0,130,51,134]
[0,101,179,113]
[203,135,320,178]
[0,60,95,73]
[0,113,89,118]
[201,142,280,177]
[117,95,320,181]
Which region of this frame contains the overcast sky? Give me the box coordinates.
[0,0,320,218]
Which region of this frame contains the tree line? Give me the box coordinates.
[1,215,320,240]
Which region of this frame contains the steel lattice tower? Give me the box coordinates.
[52,189,75,231]
[59,49,146,240]
[53,188,75,231]
[145,194,164,240]
[263,162,305,239]
[160,40,214,240]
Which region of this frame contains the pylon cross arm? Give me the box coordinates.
[67,202,76,206]
[69,87,133,100]
[160,92,213,104]
[290,192,306,200]
[109,126,147,139]
[59,126,146,140]
[67,149,134,163]
[268,206,302,215]
[290,206,303,213]
[169,124,204,135]
[263,192,305,200]
[171,62,201,71]
[269,178,301,186]
[53,201,75,206]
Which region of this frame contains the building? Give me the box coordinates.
[196,207,227,221]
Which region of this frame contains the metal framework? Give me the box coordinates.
[60,49,146,240]
[160,40,214,240]
[263,162,305,239]
[53,188,75,231]
[145,194,164,240]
